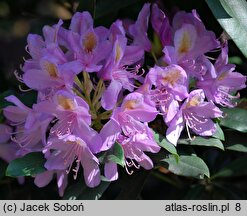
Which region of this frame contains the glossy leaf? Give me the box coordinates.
[6,152,46,177]
[212,123,225,141]
[178,136,224,150]
[220,108,247,133]
[153,131,179,159]
[161,155,210,179]
[226,143,247,152]
[206,0,247,58]
[107,142,125,167]
[223,129,247,152]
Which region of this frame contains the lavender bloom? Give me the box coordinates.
[163,10,219,77]
[0,124,12,143]
[45,133,101,188]
[0,124,25,184]
[100,92,159,180]
[100,35,144,110]
[166,89,223,145]
[3,96,50,151]
[100,92,158,150]
[102,114,160,180]
[146,64,188,124]
[128,3,152,51]
[34,90,91,136]
[23,46,83,97]
[0,124,18,162]
[34,90,103,153]
[22,20,63,72]
[34,170,68,197]
[20,20,84,99]
[197,45,247,107]
[59,12,111,72]
[151,4,172,46]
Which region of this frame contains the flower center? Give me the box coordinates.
[83,32,97,53]
[161,69,181,86]
[217,71,228,81]
[67,139,84,147]
[186,95,201,107]
[178,31,192,54]
[43,61,59,78]
[115,44,122,62]
[123,100,139,110]
[57,95,75,110]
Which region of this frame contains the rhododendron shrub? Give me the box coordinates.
[0,1,246,199]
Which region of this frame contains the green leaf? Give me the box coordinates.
[63,179,110,200]
[153,131,179,159]
[223,129,247,152]
[228,56,243,65]
[6,152,46,177]
[206,0,247,58]
[212,123,225,141]
[106,142,125,167]
[220,108,247,133]
[211,157,247,179]
[161,155,210,179]
[178,136,224,150]
[226,143,247,152]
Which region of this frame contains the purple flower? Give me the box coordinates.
[102,117,160,180]
[34,90,91,135]
[100,92,159,180]
[145,64,188,124]
[34,90,103,153]
[59,12,111,72]
[151,4,172,46]
[3,96,50,151]
[0,124,19,162]
[23,46,83,97]
[0,124,12,144]
[100,35,144,110]
[197,45,247,107]
[120,92,159,122]
[22,19,63,72]
[128,3,152,51]
[166,89,223,145]
[0,123,25,184]
[45,133,101,188]
[163,10,219,76]
[34,170,68,197]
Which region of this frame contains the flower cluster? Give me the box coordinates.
[0,3,246,196]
